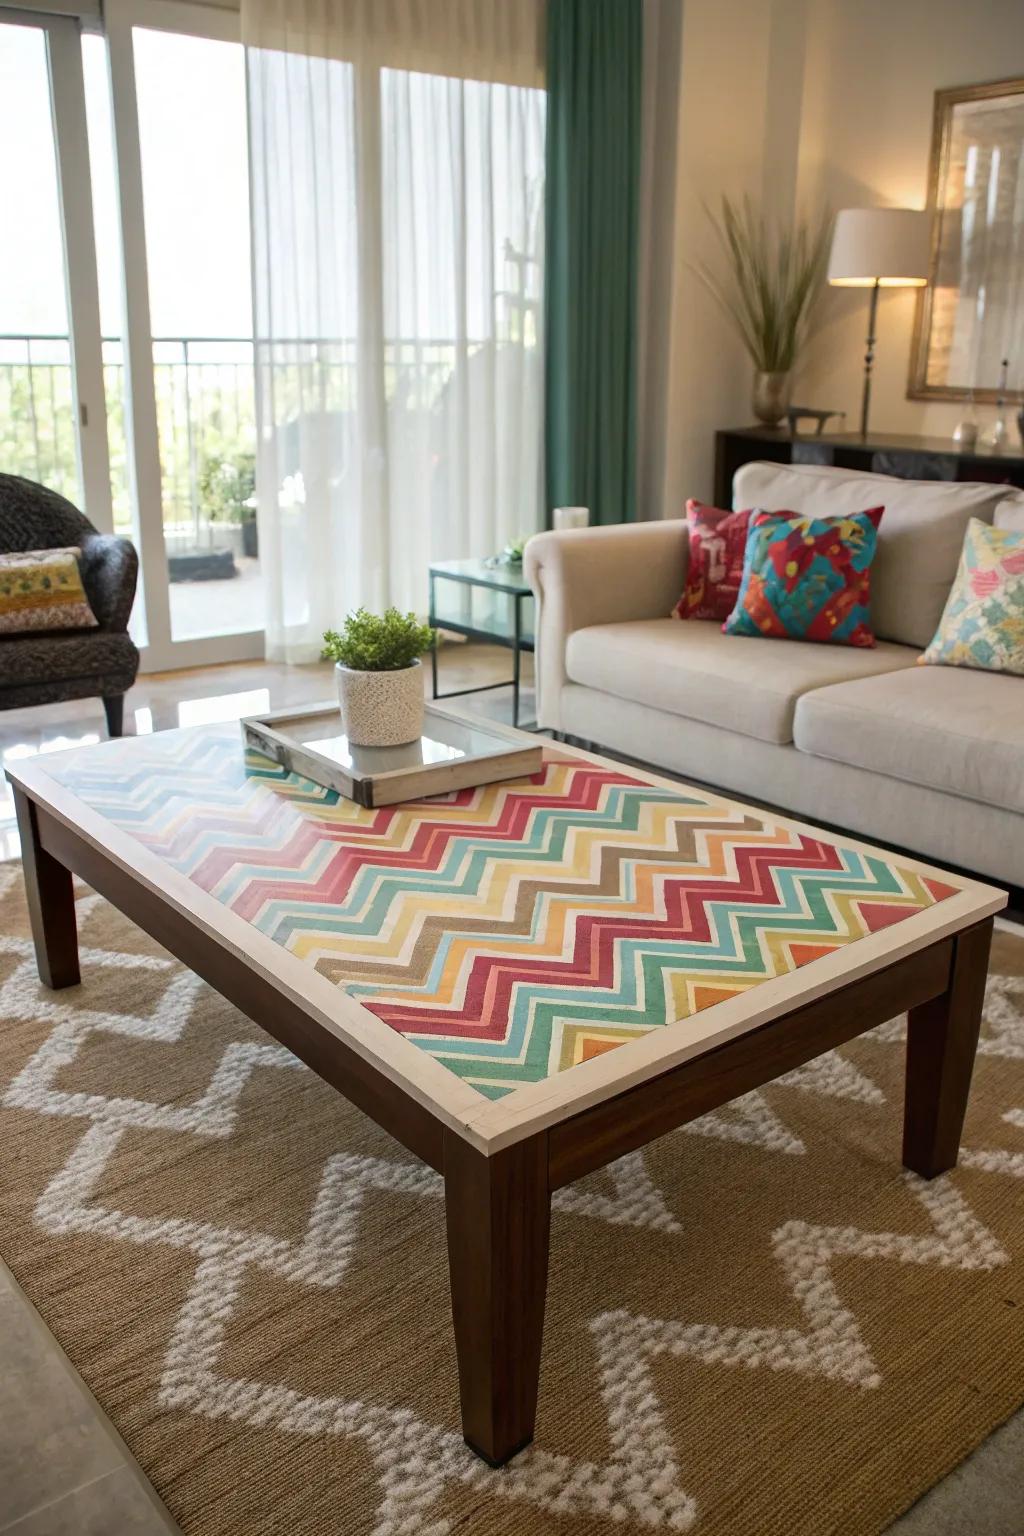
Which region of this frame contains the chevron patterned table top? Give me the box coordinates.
[37,721,969,1106]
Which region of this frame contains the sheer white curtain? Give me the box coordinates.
[244,1,546,662]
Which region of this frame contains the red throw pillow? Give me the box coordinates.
[673,499,751,622]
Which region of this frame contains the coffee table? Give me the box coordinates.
[6,715,1006,1466]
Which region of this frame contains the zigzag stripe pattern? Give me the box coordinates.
[50,725,956,1099]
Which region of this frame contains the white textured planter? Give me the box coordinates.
[336,660,425,747]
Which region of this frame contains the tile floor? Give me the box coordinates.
[0,648,1021,1535]
[0,1260,180,1535]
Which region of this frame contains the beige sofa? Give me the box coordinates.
[524,461,1024,888]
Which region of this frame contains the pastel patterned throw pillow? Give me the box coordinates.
[673,500,751,621]
[723,506,884,648]
[0,547,98,635]
[920,518,1024,676]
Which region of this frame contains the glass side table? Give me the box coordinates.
[428,558,535,730]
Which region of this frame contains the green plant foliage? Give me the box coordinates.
[322,608,435,672]
[695,197,834,373]
[200,452,257,523]
[489,535,528,567]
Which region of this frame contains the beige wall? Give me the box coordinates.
[797,0,1024,444]
[655,0,796,518]
[648,0,1024,517]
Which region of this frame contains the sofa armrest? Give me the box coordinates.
[78,533,139,632]
[524,520,688,731]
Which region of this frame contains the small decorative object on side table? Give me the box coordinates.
[980,358,1012,450]
[429,557,534,730]
[553,505,589,530]
[786,407,846,436]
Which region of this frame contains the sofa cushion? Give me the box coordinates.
[564,618,916,745]
[794,665,1024,814]
[0,628,137,689]
[733,461,1006,649]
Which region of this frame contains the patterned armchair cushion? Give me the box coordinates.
[0,547,98,634]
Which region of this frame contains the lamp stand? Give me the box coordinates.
[860,279,880,438]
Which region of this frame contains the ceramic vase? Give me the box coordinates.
[752,370,792,427]
[336,660,424,747]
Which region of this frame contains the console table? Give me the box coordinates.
[715,426,1024,508]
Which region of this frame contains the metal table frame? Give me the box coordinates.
[428,563,534,730]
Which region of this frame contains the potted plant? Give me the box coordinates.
[695,196,833,426]
[323,607,435,747]
[487,534,528,568]
[201,452,258,558]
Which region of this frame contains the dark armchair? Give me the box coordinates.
[0,473,140,737]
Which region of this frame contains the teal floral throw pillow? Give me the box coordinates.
[920,518,1024,675]
[723,506,883,647]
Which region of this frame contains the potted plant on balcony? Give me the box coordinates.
[201,452,258,558]
[323,607,435,747]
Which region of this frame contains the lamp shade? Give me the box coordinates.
[827,208,930,287]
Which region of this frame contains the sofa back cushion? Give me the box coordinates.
[733,461,1005,648]
[995,493,1024,535]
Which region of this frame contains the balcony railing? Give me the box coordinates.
[0,334,257,544]
[0,334,83,508]
[0,332,491,546]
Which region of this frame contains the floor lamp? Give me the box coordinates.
[827,209,930,438]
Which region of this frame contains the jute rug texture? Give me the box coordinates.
[1,863,1022,1536]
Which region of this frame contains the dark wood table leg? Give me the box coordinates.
[444,1129,550,1465]
[903,919,993,1179]
[13,787,80,990]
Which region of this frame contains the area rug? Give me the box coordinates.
[1,861,1023,1536]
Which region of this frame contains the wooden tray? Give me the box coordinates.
[241,701,542,807]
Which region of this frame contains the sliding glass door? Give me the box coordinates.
[132,22,262,652]
[0,10,112,537]
[104,0,261,669]
[2,2,262,671]
[3,3,543,675]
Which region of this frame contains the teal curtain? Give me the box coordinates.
[544,0,642,526]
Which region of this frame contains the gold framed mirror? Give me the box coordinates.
[909,76,1024,403]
